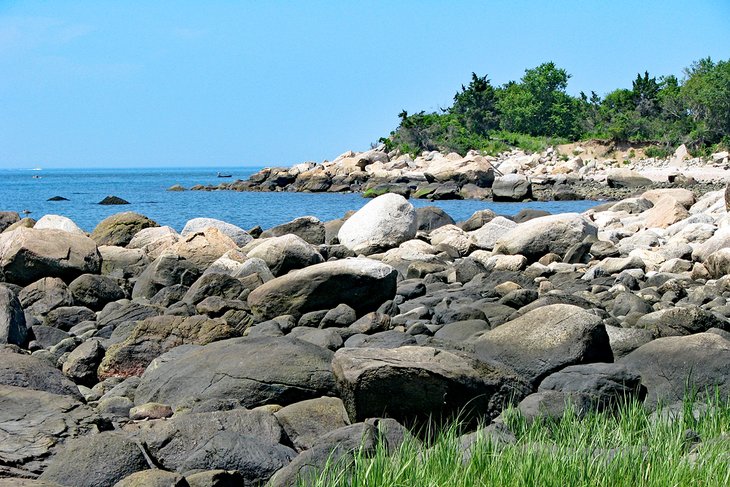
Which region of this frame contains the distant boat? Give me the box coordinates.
[217,172,232,178]
[31,167,42,171]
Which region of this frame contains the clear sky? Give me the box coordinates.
[1,1,728,169]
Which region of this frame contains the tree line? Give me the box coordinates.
[381,57,730,158]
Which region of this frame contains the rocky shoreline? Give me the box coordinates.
[183,143,730,203]
[1,184,730,486]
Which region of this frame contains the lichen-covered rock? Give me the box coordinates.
[90,212,158,247]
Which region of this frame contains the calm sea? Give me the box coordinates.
[1,167,600,232]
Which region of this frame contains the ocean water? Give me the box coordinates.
[1,167,601,232]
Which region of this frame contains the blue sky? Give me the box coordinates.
[1,1,728,169]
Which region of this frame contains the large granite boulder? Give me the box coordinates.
[0,286,26,345]
[127,226,181,259]
[0,385,96,478]
[640,196,690,229]
[134,337,336,410]
[493,213,597,261]
[606,168,652,188]
[99,246,149,279]
[260,216,326,245]
[474,304,613,387]
[170,228,239,270]
[90,212,158,247]
[338,193,417,255]
[469,216,518,250]
[34,215,85,235]
[247,258,397,321]
[39,432,148,487]
[332,346,529,425]
[181,217,253,247]
[246,234,324,277]
[492,174,532,201]
[619,332,730,407]
[98,315,246,380]
[0,228,101,285]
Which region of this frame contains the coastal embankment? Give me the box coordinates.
[185,141,730,203]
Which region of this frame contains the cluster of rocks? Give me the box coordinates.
[181,144,729,202]
[1,188,729,485]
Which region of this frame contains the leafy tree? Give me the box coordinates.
[682,57,730,145]
[632,71,660,116]
[450,73,499,136]
[497,62,580,139]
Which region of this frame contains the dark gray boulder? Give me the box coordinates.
[39,432,147,487]
[634,305,729,337]
[474,304,613,387]
[0,285,26,345]
[97,302,163,330]
[19,277,73,317]
[0,385,96,477]
[416,206,455,232]
[69,274,125,311]
[344,330,417,349]
[43,306,96,331]
[98,195,130,205]
[260,216,327,245]
[134,337,336,409]
[30,325,70,349]
[332,345,529,425]
[619,332,730,407]
[0,349,81,398]
[131,251,201,300]
[182,273,244,304]
[248,259,397,322]
[267,423,378,487]
[134,408,293,483]
[538,362,645,410]
[62,339,105,386]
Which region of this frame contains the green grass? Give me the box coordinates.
[302,393,730,487]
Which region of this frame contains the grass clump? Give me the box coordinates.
[302,393,730,487]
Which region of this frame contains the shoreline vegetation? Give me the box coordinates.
[180,56,730,205]
[305,393,730,487]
